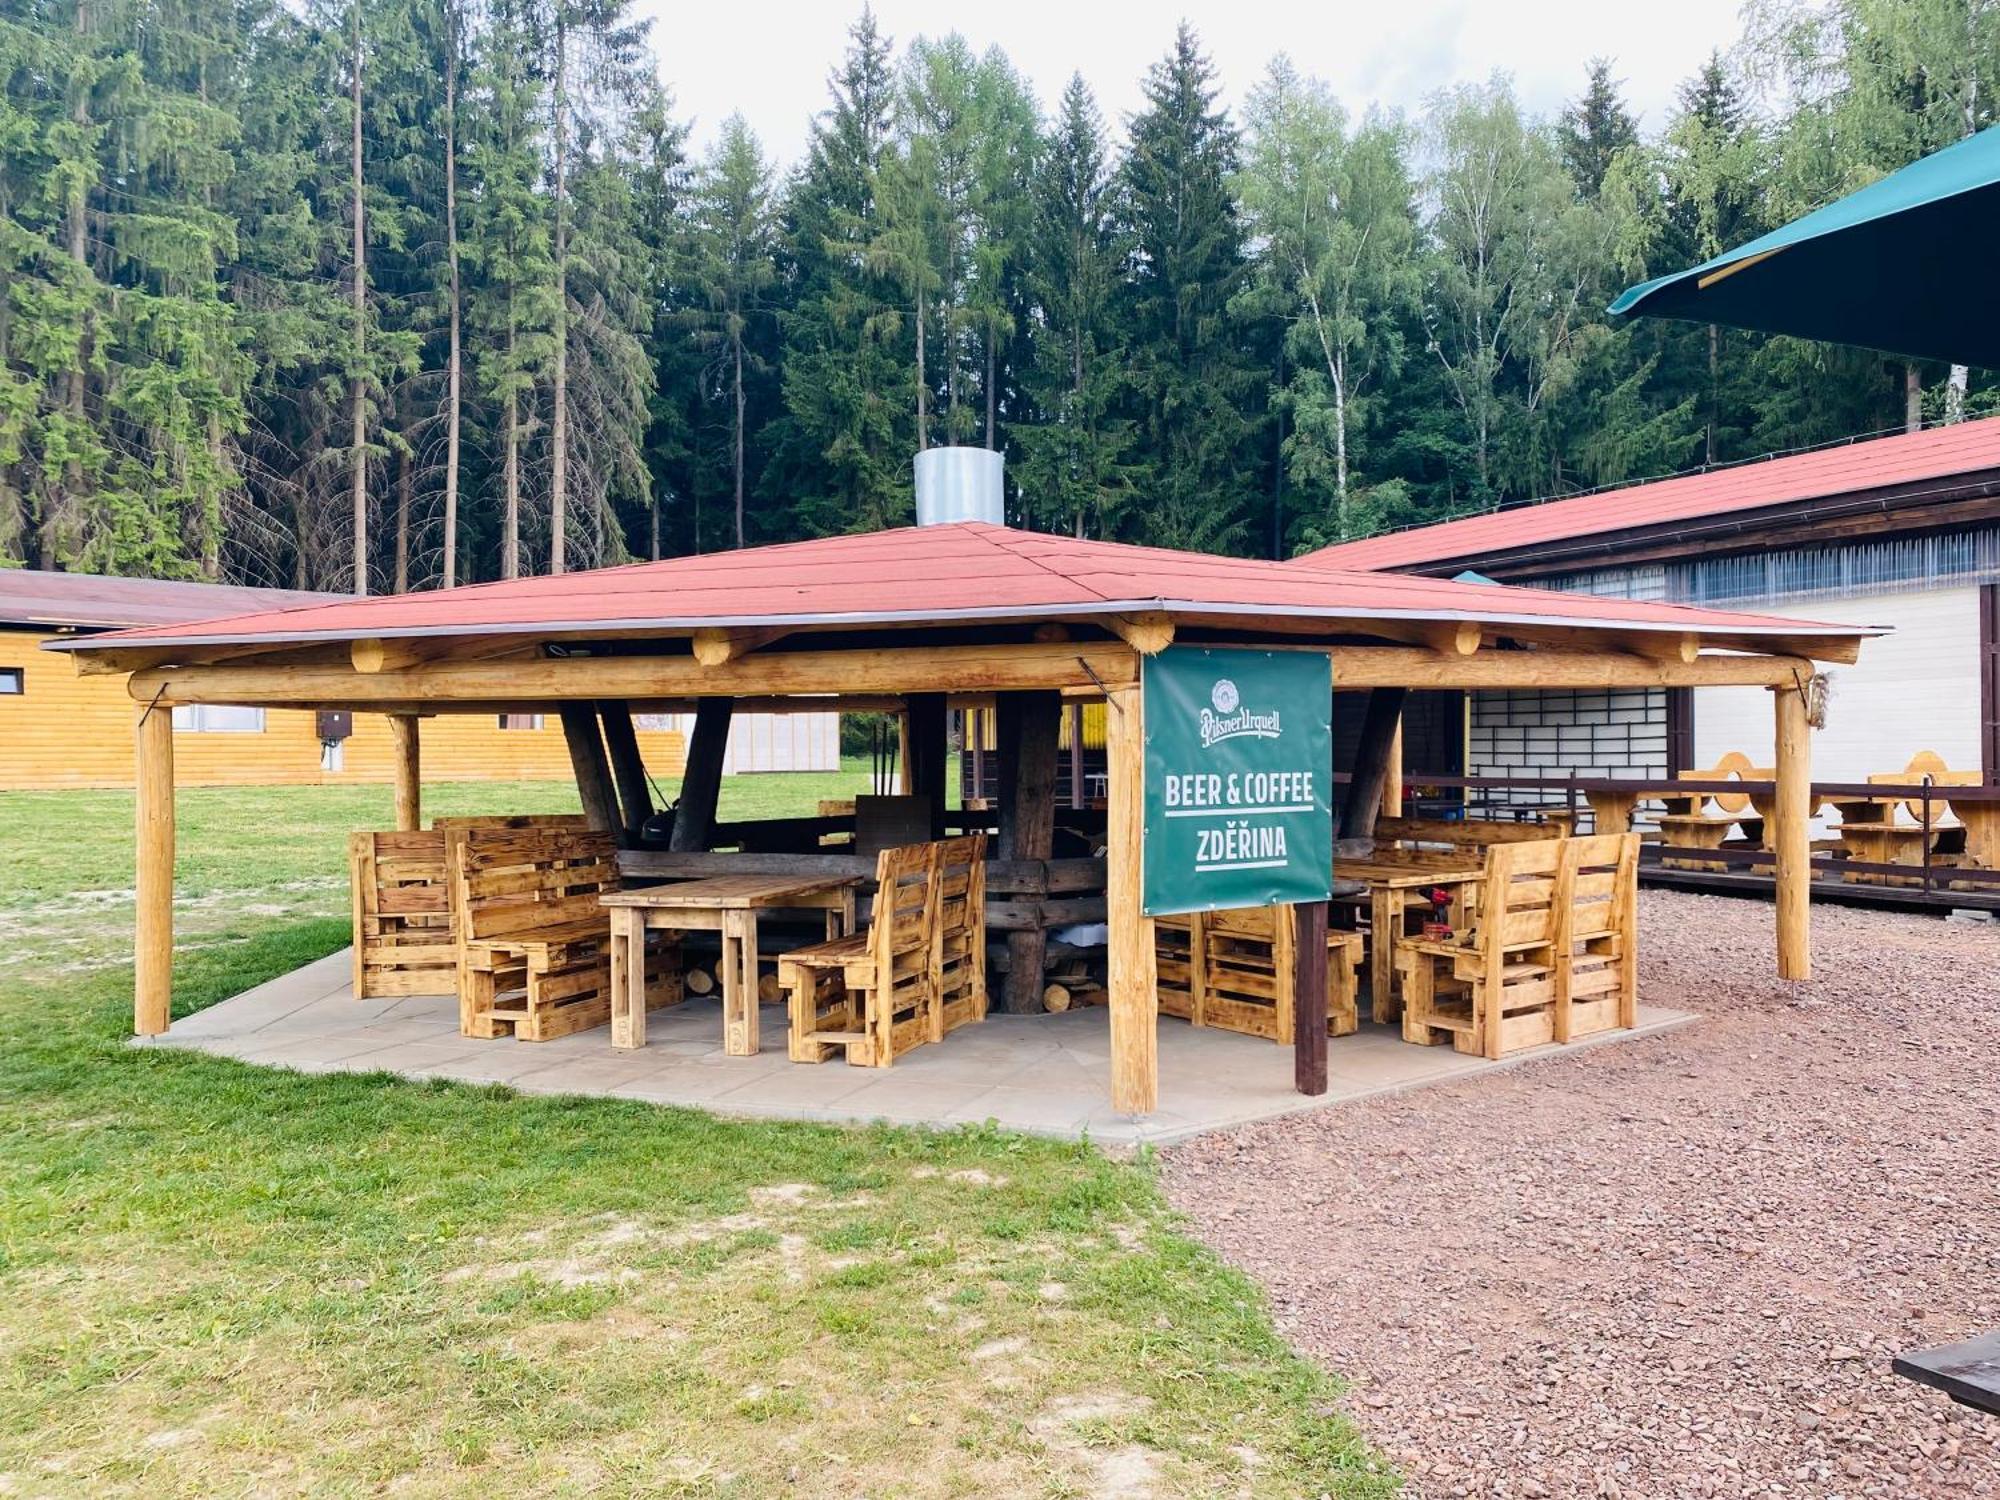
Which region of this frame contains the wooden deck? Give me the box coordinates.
[137,950,1694,1146]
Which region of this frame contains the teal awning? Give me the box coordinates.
[1610,126,2000,369]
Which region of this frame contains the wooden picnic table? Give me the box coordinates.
[1338,848,1487,1024]
[602,874,862,1055]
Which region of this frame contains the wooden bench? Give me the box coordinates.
[348,814,592,1000]
[450,827,681,1041]
[781,841,941,1067]
[933,834,989,1036]
[1556,833,1640,1042]
[1156,906,1361,1043]
[1655,751,1763,871]
[1836,751,1979,885]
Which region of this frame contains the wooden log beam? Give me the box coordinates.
[904,693,948,839]
[1293,901,1329,1096]
[690,626,793,667]
[389,713,421,831]
[1383,714,1405,818]
[135,702,174,1036]
[1340,687,1409,839]
[1324,647,1818,691]
[130,641,1135,707]
[670,699,732,852]
[1773,682,1812,981]
[559,708,621,837]
[997,690,1062,1013]
[598,700,654,842]
[1628,631,1700,665]
[1105,683,1156,1115]
[1107,611,1175,655]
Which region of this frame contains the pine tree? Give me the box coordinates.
[1114,23,1263,552]
[1558,59,1639,200]
[1013,73,1134,538]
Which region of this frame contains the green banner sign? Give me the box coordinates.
[1141,646,1333,917]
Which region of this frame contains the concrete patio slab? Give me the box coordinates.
[136,948,1696,1145]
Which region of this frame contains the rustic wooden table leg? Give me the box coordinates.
[719,910,764,1056]
[610,907,647,1050]
[829,887,855,940]
[1370,887,1401,1024]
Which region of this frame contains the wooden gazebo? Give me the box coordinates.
[54,522,1874,1114]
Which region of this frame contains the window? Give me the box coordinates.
[0,667,21,695]
[171,705,266,733]
[497,713,545,730]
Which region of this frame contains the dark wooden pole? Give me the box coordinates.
[1068,701,1085,808]
[670,698,733,852]
[1293,900,1329,1096]
[560,707,621,837]
[598,700,653,842]
[1340,687,1409,839]
[997,690,1061,1013]
[904,691,948,838]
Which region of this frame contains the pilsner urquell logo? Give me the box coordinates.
[1198,677,1281,748]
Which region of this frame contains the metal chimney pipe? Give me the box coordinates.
[914,446,1004,526]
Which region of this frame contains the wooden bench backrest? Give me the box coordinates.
[1557,832,1638,944]
[351,830,451,923]
[432,813,591,833]
[1468,837,1565,952]
[932,832,987,943]
[1680,749,1756,815]
[450,827,620,945]
[1869,750,1981,821]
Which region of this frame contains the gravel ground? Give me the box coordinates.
[1161,890,2000,1499]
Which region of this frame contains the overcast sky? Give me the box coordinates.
[635,0,1755,167]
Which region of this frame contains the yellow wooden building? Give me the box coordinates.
[1,571,690,790]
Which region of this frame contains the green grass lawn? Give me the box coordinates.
[0,773,1397,1497]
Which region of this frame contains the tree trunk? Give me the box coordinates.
[502,384,520,580]
[442,5,461,588]
[914,295,928,449]
[393,428,410,592]
[1947,364,1969,425]
[349,0,368,596]
[733,335,745,548]
[985,327,997,449]
[1705,322,1719,466]
[1905,364,1923,434]
[548,11,569,575]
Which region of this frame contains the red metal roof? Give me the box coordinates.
[2,569,344,631]
[49,522,1867,652]
[1295,416,2000,573]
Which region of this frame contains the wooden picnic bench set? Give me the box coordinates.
[1586,750,1997,887]
[350,820,989,1068]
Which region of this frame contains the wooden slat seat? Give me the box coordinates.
[451,827,681,1041]
[1155,906,1361,1042]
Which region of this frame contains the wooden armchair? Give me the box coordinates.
[933,833,989,1035]
[1556,832,1640,1042]
[781,841,942,1067]
[1394,837,1564,1059]
[1155,906,1362,1043]
[449,827,680,1041]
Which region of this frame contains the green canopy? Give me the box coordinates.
[1610,126,2000,369]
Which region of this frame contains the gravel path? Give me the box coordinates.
[1160,891,2000,1499]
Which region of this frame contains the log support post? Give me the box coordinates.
[135,702,174,1036]
[1293,900,1329,1095]
[997,690,1061,1013]
[904,692,948,839]
[598,700,654,843]
[1773,681,1812,981]
[1105,682,1157,1114]
[1341,687,1410,838]
[560,707,621,837]
[670,699,732,852]
[1383,713,1405,818]
[390,713,421,831]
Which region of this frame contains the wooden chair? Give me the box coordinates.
[1394,837,1564,1059]
[1155,906,1362,1043]
[450,827,681,1041]
[1555,832,1639,1042]
[933,833,989,1035]
[781,842,942,1067]
[1838,751,1978,885]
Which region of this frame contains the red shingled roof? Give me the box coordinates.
[51,523,1863,654]
[1295,415,2000,573]
[1,569,344,631]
